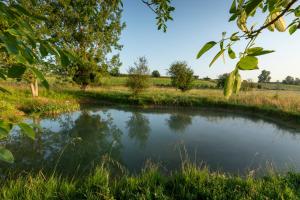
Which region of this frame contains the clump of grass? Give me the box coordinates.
[0,163,299,199]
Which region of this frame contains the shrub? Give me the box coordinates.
[168,61,194,92]
[152,70,160,78]
[126,57,151,95]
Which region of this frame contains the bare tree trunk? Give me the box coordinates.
[30,79,39,97]
[35,79,39,97]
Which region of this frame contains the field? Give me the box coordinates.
[1,77,300,124]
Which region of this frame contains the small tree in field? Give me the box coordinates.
[258,70,271,83]
[152,70,160,77]
[168,61,194,92]
[127,57,150,95]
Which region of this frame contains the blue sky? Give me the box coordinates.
[119,0,300,81]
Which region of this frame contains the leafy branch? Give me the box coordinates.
[197,0,300,99]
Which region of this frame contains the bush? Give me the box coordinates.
[168,61,194,92]
[126,57,151,95]
[152,70,160,78]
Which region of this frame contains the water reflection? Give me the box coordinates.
[3,112,122,176]
[1,107,300,177]
[126,112,151,147]
[166,114,192,132]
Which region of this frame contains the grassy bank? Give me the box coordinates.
[70,86,300,123]
[0,83,80,122]
[1,82,300,123]
[1,163,300,199]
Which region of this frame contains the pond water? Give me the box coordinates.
[2,107,300,177]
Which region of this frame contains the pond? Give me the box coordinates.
[2,107,300,177]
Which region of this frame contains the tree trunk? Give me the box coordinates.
[30,79,39,97]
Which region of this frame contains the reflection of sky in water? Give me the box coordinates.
[3,107,300,177]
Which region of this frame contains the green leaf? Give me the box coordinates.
[0,33,19,55]
[0,121,12,139]
[245,0,264,15]
[237,56,258,70]
[7,64,27,78]
[21,47,35,64]
[39,43,48,57]
[18,123,35,140]
[228,47,236,59]
[289,24,298,35]
[196,41,217,59]
[229,14,238,22]
[29,67,49,89]
[0,147,14,164]
[247,47,274,56]
[209,49,225,67]
[230,0,237,14]
[58,49,70,67]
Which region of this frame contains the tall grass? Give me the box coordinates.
[0,163,299,199]
[1,81,300,123]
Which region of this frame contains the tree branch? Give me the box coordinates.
[141,0,156,14]
[252,0,298,35]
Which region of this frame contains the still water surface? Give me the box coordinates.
[2,107,300,176]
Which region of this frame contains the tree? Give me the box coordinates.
[21,0,125,89]
[258,70,271,83]
[197,0,300,98]
[168,61,194,92]
[126,57,151,95]
[109,54,122,77]
[0,2,72,163]
[217,73,230,89]
[152,70,160,77]
[282,76,295,84]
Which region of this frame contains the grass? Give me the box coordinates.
[0,82,80,122]
[0,162,299,199]
[1,80,300,124]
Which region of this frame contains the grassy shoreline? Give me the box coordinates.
[1,84,300,124]
[1,164,300,199]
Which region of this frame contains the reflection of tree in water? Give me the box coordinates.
[167,114,192,133]
[126,113,150,147]
[2,111,123,177]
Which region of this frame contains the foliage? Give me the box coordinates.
[0,164,300,199]
[197,0,300,98]
[22,0,125,88]
[217,73,230,88]
[152,70,161,77]
[258,70,271,83]
[0,1,74,163]
[141,0,175,32]
[109,54,122,77]
[283,76,300,85]
[126,57,151,95]
[168,61,194,92]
